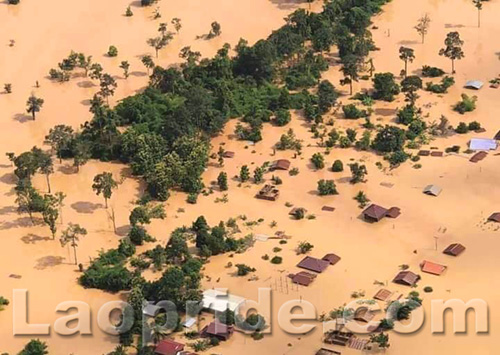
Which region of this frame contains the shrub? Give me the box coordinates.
[311,153,325,169]
[387,150,409,167]
[129,225,154,245]
[421,65,445,77]
[297,241,314,254]
[107,45,118,57]
[425,76,455,93]
[317,179,338,195]
[445,145,460,153]
[187,193,198,204]
[125,6,133,16]
[354,191,370,208]
[291,207,306,220]
[454,94,477,114]
[8,0,20,4]
[235,264,255,276]
[397,105,418,125]
[468,121,481,131]
[372,125,406,153]
[289,167,299,176]
[332,160,343,172]
[455,122,469,134]
[423,286,433,293]
[270,256,283,264]
[342,104,367,119]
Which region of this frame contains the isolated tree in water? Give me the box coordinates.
[217,171,228,191]
[399,46,415,77]
[473,0,483,28]
[340,54,361,95]
[141,55,155,75]
[209,22,222,38]
[171,18,182,33]
[73,139,91,172]
[42,194,59,239]
[26,94,44,120]
[92,172,118,208]
[60,223,87,265]
[240,165,250,182]
[98,73,117,104]
[439,32,464,74]
[147,34,172,58]
[414,14,431,44]
[120,61,130,78]
[37,150,54,193]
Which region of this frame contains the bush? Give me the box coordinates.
[332,160,343,172]
[8,0,20,4]
[354,191,370,208]
[187,193,198,204]
[421,65,445,77]
[397,105,418,125]
[310,153,325,170]
[235,264,255,276]
[387,150,409,167]
[129,225,154,245]
[317,179,338,195]
[423,286,433,293]
[270,256,283,264]
[0,296,9,308]
[468,121,481,131]
[342,104,367,119]
[455,122,469,134]
[372,125,406,153]
[425,76,455,93]
[454,94,477,114]
[297,241,314,254]
[291,207,306,220]
[107,45,118,57]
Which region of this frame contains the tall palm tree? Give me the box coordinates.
[26,94,44,120]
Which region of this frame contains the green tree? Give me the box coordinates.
[401,75,423,106]
[89,63,104,80]
[297,241,314,254]
[125,6,133,17]
[4,83,12,93]
[120,61,130,78]
[340,54,361,95]
[317,80,338,113]
[349,163,368,183]
[399,47,415,77]
[42,194,59,239]
[415,14,431,43]
[60,223,87,265]
[372,125,406,152]
[370,332,390,349]
[373,73,400,101]
[26,94,44,120]
[147,34,172,58]
[107,45,118,57]
[19,339,48,355]
[310,153,325,170]
[217,171,228,191]
[99,74,118,104]
[209,21,222,38]
[129,204,165,226]
[15,180,45,224]
[254,167,264,183]
[141,55,155,75]
[37,150,54,193]
[439,32,465,74]
[317,179,338,195]
[332,160,343,172]
[92,172,118,208]
[73,139,91,172]
[45,125,75,163]
[240,165,250,182]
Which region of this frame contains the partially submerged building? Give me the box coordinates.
[297,256,330,273]
[201,321,234,341]
[469,138,498,151]
[270,159,291,171]
[393,271,420,286]
[443,243,466,257]
[420,260,447,276]
[255,184,280,201]
[423,184,442,197]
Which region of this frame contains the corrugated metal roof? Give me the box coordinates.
[465,80,484,90]
[469,138,498,151]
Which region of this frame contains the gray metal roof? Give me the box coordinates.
[469,138,498,151]
[423,184,442,196]
[143,303,161,317]
[465,80,484,90]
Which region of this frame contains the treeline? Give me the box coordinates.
[15,0,389,203]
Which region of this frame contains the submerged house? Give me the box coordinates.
[362,204,388,222]
[464,80,483,90]
[469,138,497,151]
[393,271,420,286]
[201,321,234,341]
[255,184,280,201]
[443,243,466,257]
[270,159,291,171]
[297,256,330,273]
[423,184,442,197]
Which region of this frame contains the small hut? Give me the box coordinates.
[423,185,442,197]
[270,159,291,171]
[362,204,388,222]
[443,243,466,257]
[297,256,330,273]
[386,207,401,218]
[393,271,420,286]
[420,260,447,276]
[469,138,498,151]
